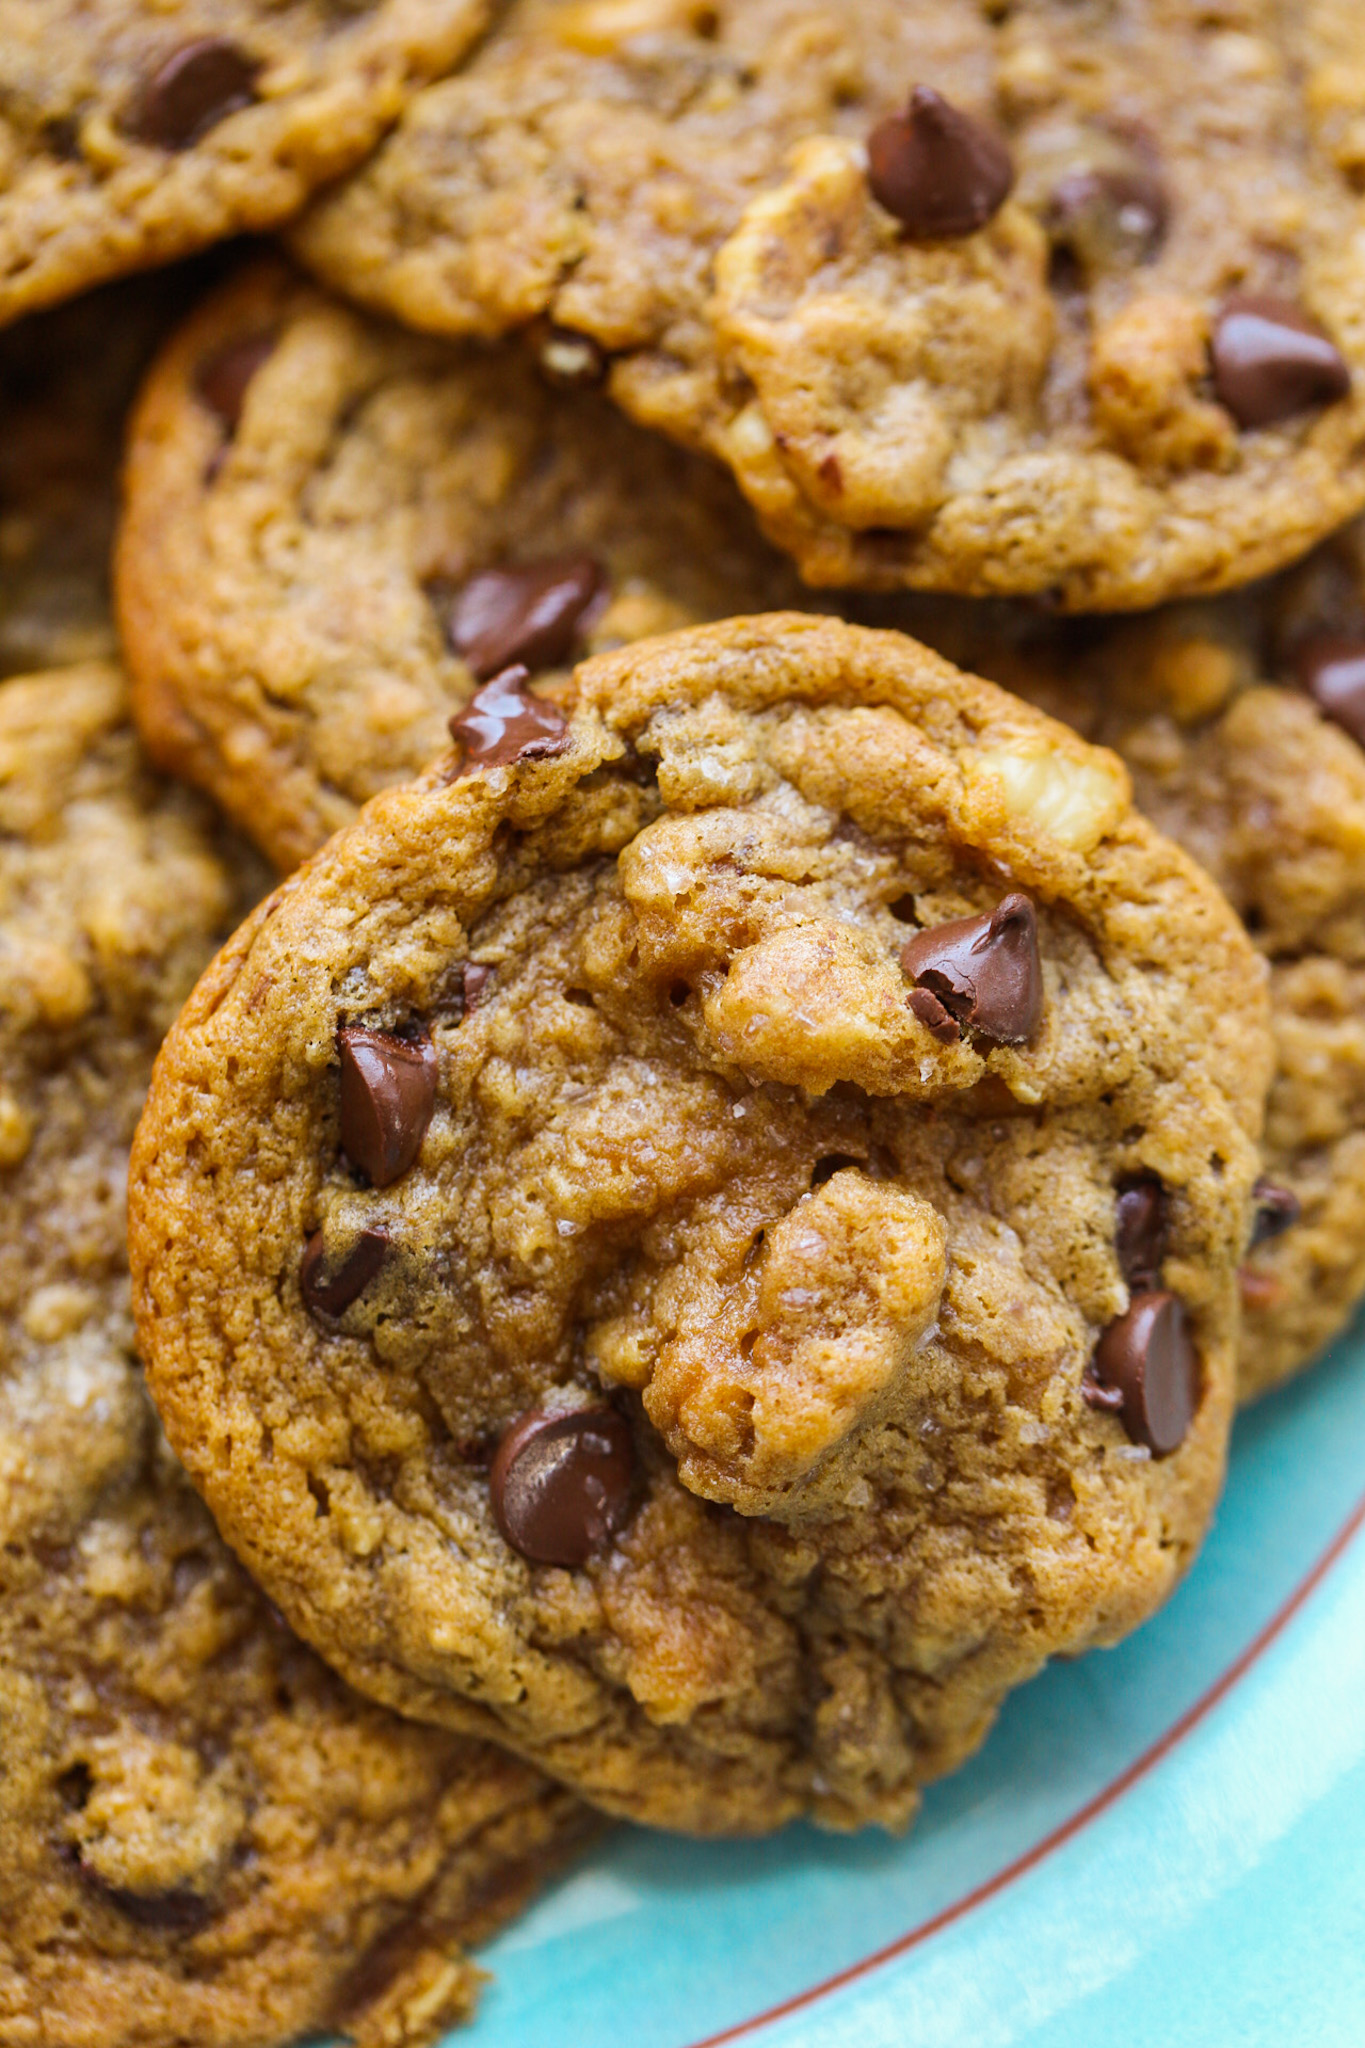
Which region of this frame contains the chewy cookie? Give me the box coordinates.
[0,0,489,326]
[117,261,804,871]
[0,664,587,2048]
[130,615,1271,1834]
[292,0,1365,609]
[952,532,1365,1399]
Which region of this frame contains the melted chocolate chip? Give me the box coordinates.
[300,1227,391,1320]
[538,326,608,389]
[1248,1177,1300,1250]
[337,1027,437,1188]
[448,665,570,774]
[907,985,961,1043]
[490,1408,635,1567]
[1046,166,1168,268]
[1296,634,1365,747]
[1089,1290,1199,1457]
[900,893,1042,1045]
[1115,1174,1168,1290]
[195,333,275,434]
[867,86,1014,239]
[78,1861,215,1931]
[127,39,260,150]
[1211,297,1351,430]
[444,556,605,681]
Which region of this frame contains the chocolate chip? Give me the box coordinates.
[337,1027,437,1188]
[1296,634,1365,747]
[460,962,492,1011]
[1248,1177,1300,1250]
[195,333,275,434]
[1211,296,1351,430]
[900,893,1042,1045]
[1115,1173,1168,1290]
[78,1862,214,1931]
[490,1408,635,1567]
[1046,166,1168,268]
[127,39,260,151]
[867,86,1014,239]
[907,985,960,1043]
[300,1227,391,1320]
[538,327,608,389]
[1088,1290,1199,1457]
[448,665,570,774]
[444,556,605,681]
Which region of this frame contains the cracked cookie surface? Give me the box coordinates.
[130,615,1271,1834]
[292,0,1365,609]
[117,261,806,871]
[0,0,488,326]
[0,663,588,2048]
[941,522,1365,1398]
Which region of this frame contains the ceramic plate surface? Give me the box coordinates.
[454,1327,1365,2047]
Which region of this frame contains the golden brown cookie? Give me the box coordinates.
[291,0,1365,609]
[0,663,589,2048]
[116,261,806,871]
[920,540,1365,1398]
[0,0,489,325]
[130,615,1271,1836]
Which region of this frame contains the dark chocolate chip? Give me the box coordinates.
[1211,296,1351,430]
[490,1407,635,1567]
[444,556,605,681]
[900,892,1042,1045]
[78,1861,215,1931]
[1296,634,1365,747]
[300,1227,391,1320]
[460,962,493,1011]
[866,85,1015,239]
[1248,1176,1300,1250]
[907,985,960,1042]
[127,39,260,151]
[448,665,570,774]
[1114,1173,1168,1291]
[1089,1290,1199,1457]
[538,326,608,389]
[1046,166,1168,268]
[337,1026,437,1188]
[195,333,275,434]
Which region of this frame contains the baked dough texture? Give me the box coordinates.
[0,0,489,325]
[0,663,588,2048]
[292,0,1365,608]
[117,261,805,871]
[131,615,1272,1834]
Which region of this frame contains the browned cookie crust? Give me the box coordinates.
[0,663,588,2048]
[292,0,1365,609]
[117,261,806,871]
[130,615,1271,1835]
[0,0,489,326]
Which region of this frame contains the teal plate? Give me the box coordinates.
[458,1327,1365,2047]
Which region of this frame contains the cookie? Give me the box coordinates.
[0,0,489,326]
[117,260,806,872]
[924,551,1365,1399]
[0,258,230,677]
[129,615,1271,1834]
[291,0,1365,610]
[0,663,588,2048]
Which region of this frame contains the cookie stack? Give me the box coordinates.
[2,2,1362,2042]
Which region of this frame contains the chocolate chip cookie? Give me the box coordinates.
[291,0,1365,610]
[0,662,588,2048]
[0,0,490,327]
[117,260,806,871]
[0,257,230,678]
[129,615,1272,1834]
